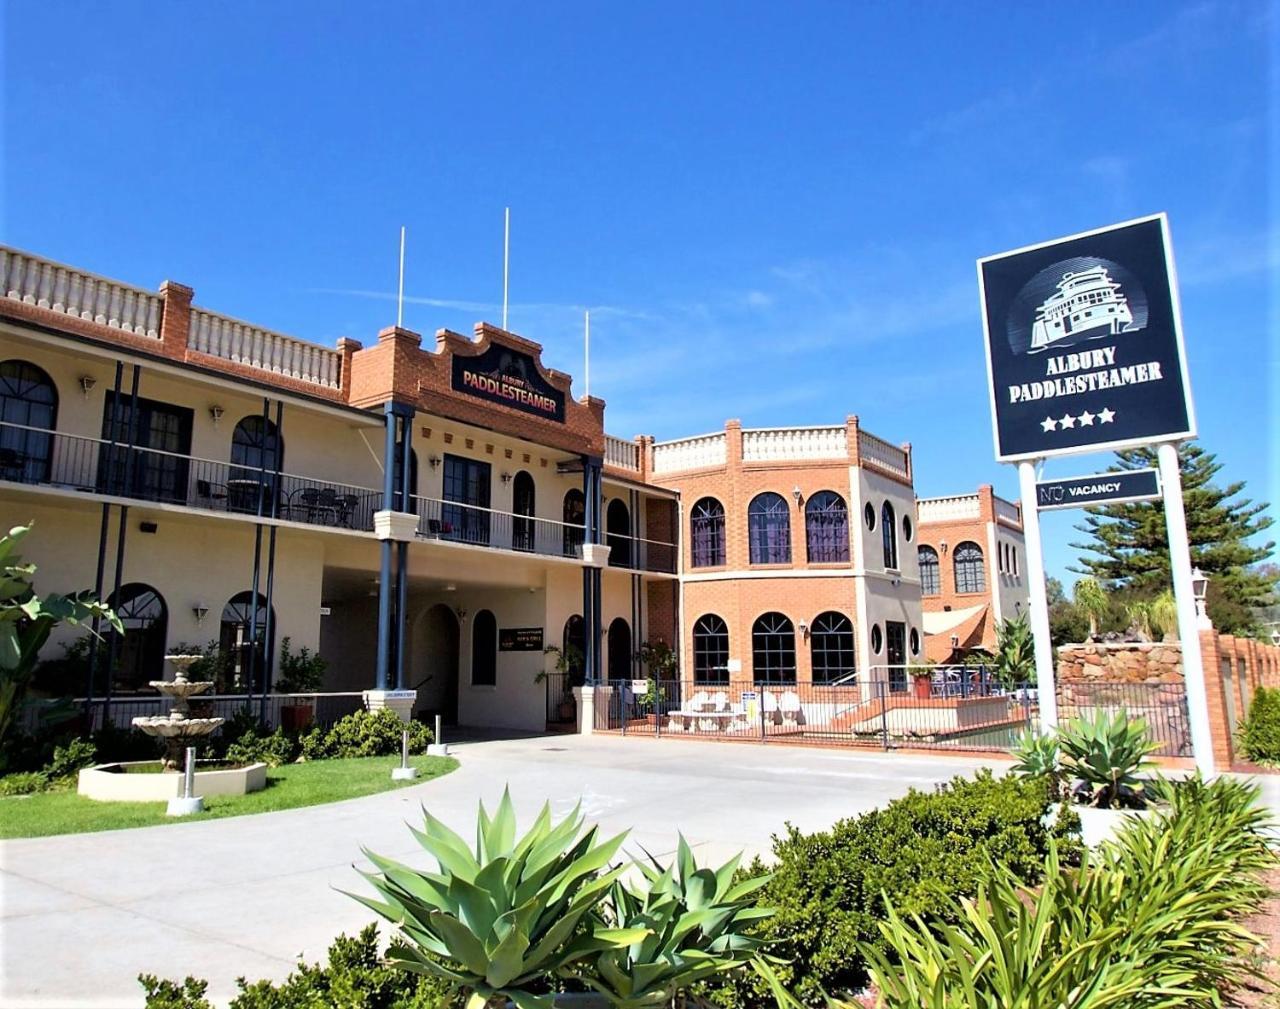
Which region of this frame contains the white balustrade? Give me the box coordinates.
[857,430,910,480]
[604,434,640,471]
[0,248,161,339]
[742,426,846,462]
[652,432,727,474]
[917,494,982,523]
[188,309,341,390]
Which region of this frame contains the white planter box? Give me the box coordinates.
[1075,805,1152,848]
[78,761,267,802]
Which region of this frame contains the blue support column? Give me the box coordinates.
[374,405,398,691]
[583,456,604,683]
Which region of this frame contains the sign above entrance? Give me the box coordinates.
[499,627,544,652]
[1036,468,1161,511]
[452,344,565,423]
[978,214,1196,462]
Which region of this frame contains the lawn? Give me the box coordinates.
[0,755,458,839]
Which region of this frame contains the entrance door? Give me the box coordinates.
[98,393,193,504]
[417,604,461,725]
[512,471,535,551]
[885,621,907,691]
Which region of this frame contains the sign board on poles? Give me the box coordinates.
[978,214,1196,462]
[1035,468,1161,511]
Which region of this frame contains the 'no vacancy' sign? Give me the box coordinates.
[978,214,1196,462]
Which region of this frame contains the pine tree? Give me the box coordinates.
[1070,444,1277,634]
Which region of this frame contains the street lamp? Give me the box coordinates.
[1191,567,1211,630]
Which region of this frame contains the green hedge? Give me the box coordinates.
[1237,684,1280,765]
[704,771,1078,1007]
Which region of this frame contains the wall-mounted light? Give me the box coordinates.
[455,607,468,624]
[192,603,209,625]
[939,539,949,554]
[791,486,803,506]
[209,405,225,426]
[78,375,97,398]
[500,471,513,485]
[797,619,809,637]
[428,455,442,470]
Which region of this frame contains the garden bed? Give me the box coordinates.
[77,759,267,801]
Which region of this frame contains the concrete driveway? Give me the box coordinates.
[1,734,1008,1008]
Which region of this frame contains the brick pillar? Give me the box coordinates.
[901,441,913,485]
[337,337,362,402]
[157,280,193,361]
[977,484,996,524]
[846,415,861,466]
[1198,630,1235,769]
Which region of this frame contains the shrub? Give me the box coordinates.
[45,737,97,781]
[274,637,327,694]
[1237,684,1280,765]
[1057,710,1159,808]
[321,707,432,758]
[0,770,49,796]
[140,925,455,1009]
[703,772,1075,1006]
[864,774,1276,1008]
[91,722,163,763]
[225,728,296,768]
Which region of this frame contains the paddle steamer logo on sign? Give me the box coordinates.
[978,214,1195,462]
[452,344,566,423]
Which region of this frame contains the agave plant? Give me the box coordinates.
[569,836,773,1008]
[348,790,648,1009]
[1010,729,1064,797]
[1057,710,1159,808]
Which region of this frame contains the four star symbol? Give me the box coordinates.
[1041,416,1058,432]
[1038,407,1115,433]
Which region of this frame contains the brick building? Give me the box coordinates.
[915,486,1029,663]
[0,244,920,730]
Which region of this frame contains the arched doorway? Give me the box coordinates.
[607,617,632,680]
[415,603,460,724]
[562,614,586,687]
[606,499,631,568]
[220,591,274,692]
[107,583,168,693]
[513,471,535,551]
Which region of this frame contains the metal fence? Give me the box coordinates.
[19,691,366,737]
[593,678,1192,756]
[1057,680,1191,757]
[543,672,576,730]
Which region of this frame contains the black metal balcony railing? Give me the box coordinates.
[1,422,679,571]
[413,497,676,573]
[1,421,382,531]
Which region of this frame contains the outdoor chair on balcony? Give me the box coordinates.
[0,447,29,481]
[294,487,339,526]
[196,479,228,508]
[335,493,360,528]
[425,518,455,537]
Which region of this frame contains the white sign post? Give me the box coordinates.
[978,214,1213,773]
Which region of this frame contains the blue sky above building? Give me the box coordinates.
[3,0,1274,583]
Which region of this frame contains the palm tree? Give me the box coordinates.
[1073,577,1110,641]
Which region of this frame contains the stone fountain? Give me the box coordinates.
[132,654,225,770]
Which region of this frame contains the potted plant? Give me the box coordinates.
[275,637,327,730]
[908,664,934,700]
[1056,710,1159,846]
[539,643,581,723]
[636,679,668,726]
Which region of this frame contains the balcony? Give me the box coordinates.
[0,421,383,531]
[413,497,676,573]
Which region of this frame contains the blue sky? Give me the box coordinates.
[3,1,1275,584]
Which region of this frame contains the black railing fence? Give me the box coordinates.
[543,672,575,728]
[593,678,1192,756]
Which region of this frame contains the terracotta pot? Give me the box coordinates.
[912,676,932,700]
[280,703,314,732]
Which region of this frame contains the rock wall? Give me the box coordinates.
[1056,641,1184,684]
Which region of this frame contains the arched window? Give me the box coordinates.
[748,492,791,565]
[220,591,274,692]
[472,610,497,686]
[810,611,856,684]
[563,489,585,557]
[918,546,940,596]
[229,416,284,514]
[690,497,725,567]
[693,614,730,684]
[954,541,986,594]
[805,491,849,563]
[108,583,167,692]
[881,501,898,569]
[752,612,796,684]
[562,614,586,686]
[606,499,632,568]
[512,471,536,552]
[607,617,632,680]
[0,360,57,483]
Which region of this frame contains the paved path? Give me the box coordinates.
[1,735,1002,1008]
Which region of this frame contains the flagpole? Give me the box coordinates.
[584,310,591,399]
[502,208,510,330]
[396,226,406,329]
